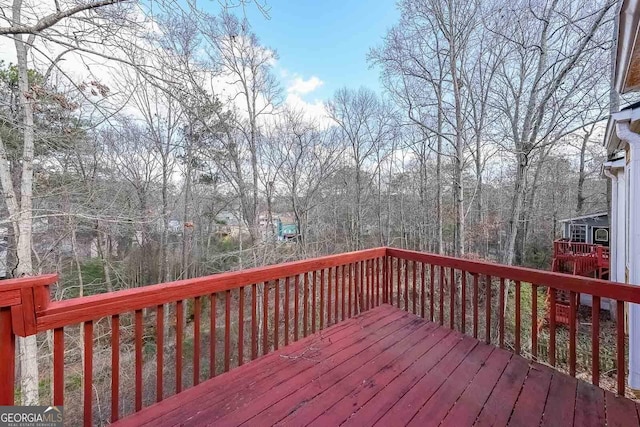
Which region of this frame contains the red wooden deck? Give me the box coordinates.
[114,304,639,427]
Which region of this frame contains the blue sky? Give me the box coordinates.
[241,1,399,103]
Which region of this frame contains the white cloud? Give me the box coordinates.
[284,93,330,126]
[287,75,324,95]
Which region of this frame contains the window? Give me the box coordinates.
[569,224,586,242]
[594,228,609,242]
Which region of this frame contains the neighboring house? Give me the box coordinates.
[558,212,610,245]
[603,0,640,393]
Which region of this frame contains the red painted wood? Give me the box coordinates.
[263,282,269,355]
[474,356,530,426]
[592,295,600,385]
[111,316,120,420]
[84,320,94,426]
[430,264,435,322]
[0,274,57,293]
[335,266,339,322]
[396,258,401,309]
[485,275,491,344]
[194,297,201,384]
[176,300,183,393]
[303,274,309,337]
[155,307,163,402]
[274,279,280,349]
[461,270,466,333]
[515,280,521,354]
[532,284,538,360]
[421,263,426,319]
[312,271,317,333]
[327,268,332,326]
[540,373,577,427]
[570,291,577,377]
[549,288,557,366]
[473,274,479,339]
[319,270,324,330]
[225,290,231,371]
[284,277,290,346]
[574,380,606,426]
[0,308,15,405]
[371,337,478,426]
[605,390,640,426]
[251,286,258,360]
[112,305,639,427]
[134,310,142,411]
[403,259,408,312]
[407,344,494,426]
[499,278,505,348]
[449,267,454,330]
[294,276,299,342]
[439,266,444,325]
[54,327,64,407]
[232,314,425,426]
[440,349,512,426]
[282,323,442,425]
[313,326,451,427]
[413,261,417,315]
[376,257,380,306]
[210,293,217,377]
[508,361,553,427]
[350,263,354,317]
[37,252,386,332]
[119,307,398,426]
[617,300,625,395]
[198,312,416,426]
[387,248,638,303]
[238,288,244,366]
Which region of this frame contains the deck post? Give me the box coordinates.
[0,307,15,405]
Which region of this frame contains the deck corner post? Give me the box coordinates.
[0,307,16,405]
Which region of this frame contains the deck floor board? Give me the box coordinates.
[113,304,637,427]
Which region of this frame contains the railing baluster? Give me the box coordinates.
[617,300,625,395]
[176,300,183,392]
[84,321,93,426]
[110,318,118,420]
[413,261,418,315]
[549,289,556,367]
[349,263,354,317]
[320,270,325,330]
[368,259,373,310]
[439,266,444,325]
[473,274,479,339]
[461,271,466,333]
[194,297,201,384]
[499,278,505,349]
[376,257,380,306]
[252,285,259,357]
[592,295,600,385]
[327,267,332,325]
[336,266,340,321]
[210,293,217,376]
[134,310,142,412]
[385,256,390,304]
[430,264,435,322]
[224,290,231,371]
[421,263,426,319]
[312,271,317,333]
[303,274,309,337]
[275,279,280,349]
[450,268,455,330]
[284,277,290,346]
[397,258,401,309]
[515,280,521,355]
[531,284,538,360]
[238,288,244,366]
[486,275,492,345]
[569,291,576,377]
[341,265,345,321]
[263,281,269,355]
[294,276,299,342]
[155,307,163,402]
[404,259,409,312]
[54,327,65,407]
[359,260,365,312]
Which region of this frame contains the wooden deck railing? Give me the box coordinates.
[553,240,610,267]
[0,247,638,425]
